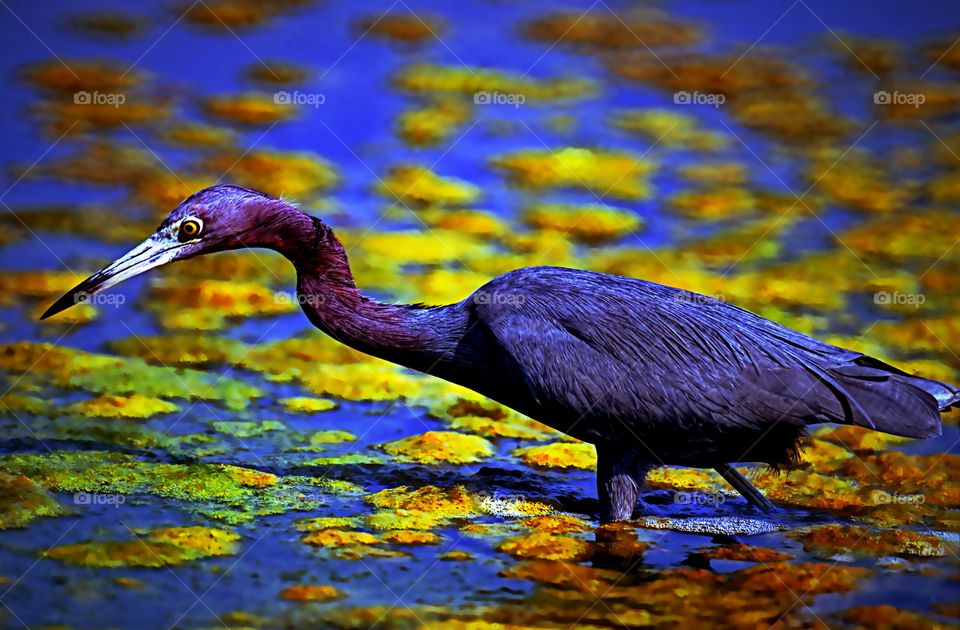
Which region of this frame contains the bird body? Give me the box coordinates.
[42,185,959,521]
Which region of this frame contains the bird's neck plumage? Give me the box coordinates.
[262,204,468,374]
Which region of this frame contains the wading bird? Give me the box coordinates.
[42,185,958,521]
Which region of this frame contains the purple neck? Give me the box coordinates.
[261,205,467,373]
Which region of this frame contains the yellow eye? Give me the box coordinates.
[178,219,202,241]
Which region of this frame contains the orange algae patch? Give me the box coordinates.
[302,529,381,547]
[699,544,791,563]
[392,63,594,102]
[376,165,480,207]
[279,397,338,414]
[202,92,297,125]
[520,515,591,534]
[497,532,593,561]
[245,61,309,85]
[146,279,297,330]
[0,474,63,529]
[492,147,656,200]
[280,584,344,602]
[421,209,507,239]
[839,605,949,629]
[21,58,140,94]
[219,465,278,489]
[67,11,146,40]
[359,13,443,44]
[397,99,470,146]
[381,531,440,545]
[612,109,727,151]
[514,442,596,470]
[440,550,473,561]
[797,524,950,558]
[523,203,643,245]
[198,149,338,198]
[379,431,494,464]
[524,10,701,50]
[366,510,444,531]
[45,526,240,567]
[813,425,910,453]
[160,123,237,148]
[669,187,756,220]
[68,394,179,419]
[181,0,309,29]
[840,209,960,262]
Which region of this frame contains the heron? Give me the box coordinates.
[41,185,958,521]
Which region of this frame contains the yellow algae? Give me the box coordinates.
[109,334,247,367]
[131,171,218,214]
[0,474,64,529]
[25,142,156,188]
[839,606,947,629]
[68,394,179,420]
[21,58,140,94]
[376,165,480,207]
[0,271,89,306]
[874,80,960,121]
[379,431,494,464]
[298,363,424,401]
[813,425,911,453]
[497,532,593,561]
[0,342,260,410]
[514,442,596,470]
[699,544,791,563]
[523,203,644,245]
[446,415,554,441]
[520,514,591,534]
[752,469,865,511]
[160,249,295,285]
[421,208,507,239]
[279,584,344,602]
[366,485,479,519]
[381,530,440,545]
[146,279,297,330]
[160,123,237,148]
[869,317,960,355]
[305,430,356,446]
[365,510,444,531]
[612,109,727,151]
[359,12,443,44]
[796,524,949,558]
[840,452,958,507]
[0,393,48,415]
[203,92,297,126]
[346,230,490,265]
[393,63,595,102]
[45,526,239,567]
[524,10,701,49]
[302,529,381,547]
[647,467,724,493]
[198,149,338,198]
[295,516,363,532]
[440,550,474,561]
[679,162,750,186]
[492,147,656,200]
[0,206,157,244]
[799,438,854,467]
[33,98,172,135]
[397,99,470,146]
[807,152,912,213]
[729,90,851,144]
[682,216,793,266]
[669,187,756,220]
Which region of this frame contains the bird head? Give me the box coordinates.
[41,184,287,320]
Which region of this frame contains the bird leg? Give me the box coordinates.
[596,444,651,522]
[715,464,775,512]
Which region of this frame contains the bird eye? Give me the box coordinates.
[178,219,203,242]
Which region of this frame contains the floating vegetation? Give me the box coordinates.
[523,203,644,245]
[198,149,338,197]
[378,431,494,464]
[376,164,480,207]
[523,10,701,50]
[45,526,240,567]
[0,474,64,530]
[279,584,345,602]
[393,63,595,102]
[514,442,596,470]
[358,12,443,44]
[202,92,298,126]
[612,109,728,151]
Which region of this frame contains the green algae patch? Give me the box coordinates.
[279,397,338,414]
[0,342,261,411]
[0,474,64,529]
[366,485,479,520]
[212,420,286,438]
[68,394,180,419]
[45,526,239,567]
[376,164,480,208]
[365,509,444,531]
[378,431,494,464]
[295,516,363,532]
[514,442,596,470]
[110,334,248,367]
[0,451,336,524]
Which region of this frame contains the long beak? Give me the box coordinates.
[40,234,184,320]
